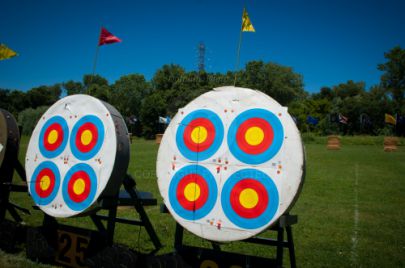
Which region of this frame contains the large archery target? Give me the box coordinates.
[26,95,130,218]
[157,86,305,242]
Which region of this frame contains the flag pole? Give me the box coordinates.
[233,26,243,86]
[89,27,102,94]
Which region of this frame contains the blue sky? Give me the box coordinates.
[1,0,404,92]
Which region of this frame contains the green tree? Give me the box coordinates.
[26,84,61,108]
[378,46,405,111]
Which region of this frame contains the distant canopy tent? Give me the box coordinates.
[0,44,18,61]
[306,116,319,125]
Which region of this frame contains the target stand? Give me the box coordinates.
[0,109,30,252]
[24,95,161,267]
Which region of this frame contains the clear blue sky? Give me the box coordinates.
[1,0,404,92]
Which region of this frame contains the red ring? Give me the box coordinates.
[35,168,56,198]
[230,178,268,219]
[236,118,274,155]
[67,171,91,203]
[43,123,64,151]
[176,174,209,211]
[75,122,99,153]
[183,118,215,152]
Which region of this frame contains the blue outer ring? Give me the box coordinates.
[221,169,279,229]
[70,115,105,161]
[38,116,69,158]
[176,109,224,161]
[30,161,61,206]
[169,165,218,220]
[227,109,284,165]
[62,163,98,212]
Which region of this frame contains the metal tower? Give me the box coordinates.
[197,42,206,72]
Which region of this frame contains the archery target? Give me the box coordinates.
[157,86,305,242]
[26,95,130,218]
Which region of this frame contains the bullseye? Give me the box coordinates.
[70,115,104,160]
[228,109,284,164]
[221,169,279,229]
[63,163,97,211]
[176,109,224,161]
[169,165,217,220]
[39,116,69,158]
[30,161,60,206]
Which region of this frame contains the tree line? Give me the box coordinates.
[1,46,404,138]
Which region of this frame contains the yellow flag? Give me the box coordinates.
[385,113,396,125]
[0,44,18,61]
[242,8,255,32]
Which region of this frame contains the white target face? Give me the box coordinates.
[26,95,119,217]
[157,87,304,242]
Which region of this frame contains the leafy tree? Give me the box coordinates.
[152,64,185,91]
[18,106,49,135]
[139,92,167,138]
[378,46,405,111]
[63,80,85,95]
[26,84,61,108]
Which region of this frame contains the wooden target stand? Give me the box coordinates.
[29,173,162,267]
[163,205,297,268]
[0,109,30,252]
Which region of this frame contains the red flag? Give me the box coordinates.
[98,27,121,46]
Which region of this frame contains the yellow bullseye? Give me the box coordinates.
[191,126,208,144]
[47,130,58,144]
[40,175,51,191]
[239,188,259,209]
[81,130,93,146]
[245,126,264,146]
[184,182,201,202]
[73,178,86,195]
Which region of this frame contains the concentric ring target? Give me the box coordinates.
[176,109,224,161]
[70,115,105,161]
[228,109,284,164]
[62,163,97,211]
[221,169,279,229]
[29,161,61,206]
[38,116,69,158]
[169,165,217,220]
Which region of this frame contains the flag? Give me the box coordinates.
[159,116,171,125]
[242,8,255,32]
[98,27,122,46]
[0,44,18,61]
[306,116,318,125]
[385,113,396,125]
[339,114,348,124]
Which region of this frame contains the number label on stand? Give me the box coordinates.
[55,229,90,267]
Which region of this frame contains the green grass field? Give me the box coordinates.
[2,136,405,267]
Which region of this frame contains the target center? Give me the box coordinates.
[245,127,264,146]
[47,130,59,145]
[191,126,208,144]
[81,130,93,146]
[184,182,201,202]
[40,175,51,191]
[239,188,259,209]
[73,178,86,195]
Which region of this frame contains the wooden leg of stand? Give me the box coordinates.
[174,223,184,251]
[286,226,296,268]
[106,206,117,246]
[276,227,284,268]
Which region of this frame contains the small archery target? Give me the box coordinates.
[62,163,97,211]
[228,109,284,165]
[29,161,61,206]
[26,94,130,218]
[176,109,224,161]
[157,86,305,242]
[169,165,217,220]
[39,116,69,158]
[70,115,105,161]
[221,169,279,229]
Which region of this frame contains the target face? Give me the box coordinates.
[176,109,224,161]
[26,94,129,218]
[221,169,279,229]
[39,116,69,158]
[169,165,218,220]
[157,87,305,242]
[228,109,284,165]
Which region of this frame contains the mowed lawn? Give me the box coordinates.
[1,137,405,267]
